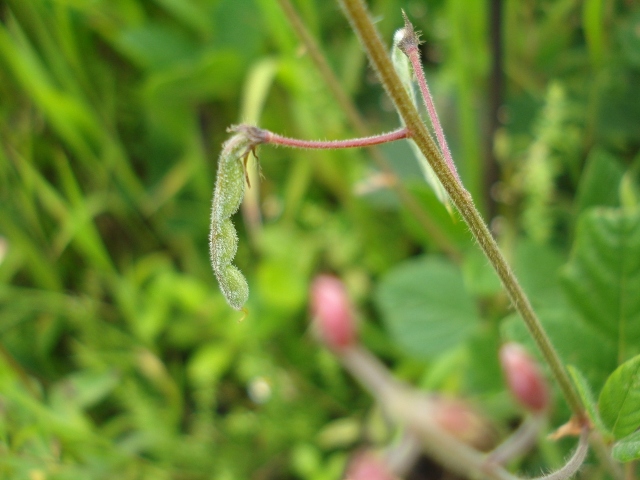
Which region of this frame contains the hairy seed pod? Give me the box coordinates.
[216,264,249,311]
[209,133,252,310]
[211,141,246,223]
[210,218,238,270]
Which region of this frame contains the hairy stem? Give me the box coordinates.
[589,431,624,480]
[337,0,585,421]
[530,427,589,480]
[385,432,423,477]
[264,127,409,149]
[396,12,460,183]
[487,414,545,465]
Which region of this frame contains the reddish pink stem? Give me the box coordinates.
[264,127,409,149]
[404,45,461,183]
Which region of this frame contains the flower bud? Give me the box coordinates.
[430,396,496,450]
[310,275,357,350]
[344,451,395,480]
[499,342,550,412]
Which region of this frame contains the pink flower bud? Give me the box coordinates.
[430,396,496,450]
[310,275,356,350]
[344,451,395,480]
[499,342,550,412]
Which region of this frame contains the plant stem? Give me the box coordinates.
[487,414,545,465]
[264,127,409,149]
[533,427,589,480]
[337,0,586,421]
[340,346,518,480]
[396,12,460,183]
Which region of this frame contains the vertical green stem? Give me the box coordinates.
[337,0,586,421]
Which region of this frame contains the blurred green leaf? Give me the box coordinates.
[375,256,479,359]
[255,225,317,313]
[462,247,502,297]
[50,370,120,411]
[617,9,640,67]
[400,182,472,250]
[582,0,606,67]
[612,430,640,462]
[514,240,567,310]
[598,354,640,439]
[144,49,244,102]
[240,58,279,124]
[465,326,503,393]
[115,23,199,69]
[561,208,640,359]
[188,342,235,387]
[575,149,624,214]
[152,0,213,38]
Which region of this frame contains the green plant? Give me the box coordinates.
[209,130,254,311]
[1,0,640,479]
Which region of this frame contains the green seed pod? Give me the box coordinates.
[216,264,249,311]
[211,134,252,225]
[209,218,238,270]
[210,132,254,311]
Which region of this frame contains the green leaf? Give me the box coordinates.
[582,0,605,67]
[561,208,640,356]
[514,240,567,310]
[598,354,640,439]
[152,0,212,37]
[400,182,472,250]
[612,430,640,463]
[465,326,504,393]
[567,365,609,436]
[145,50,244,102]
[50,370,120,411]
[575,149,624,214]
[618,10,640,68]
[375,256,478,359]
[462,248,502,297]
[240,58,279,125]
[115,23,198,70]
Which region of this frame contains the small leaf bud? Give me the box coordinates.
[499,342,550,412]
[310,275,357,350]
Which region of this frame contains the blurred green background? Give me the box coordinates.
[0,0,639,478]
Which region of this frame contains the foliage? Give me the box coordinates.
[0,0,639,478]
